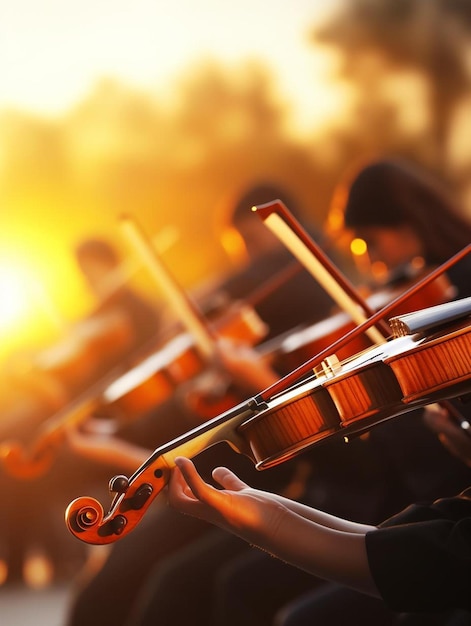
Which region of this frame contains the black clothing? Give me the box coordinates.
[367,487,471,613]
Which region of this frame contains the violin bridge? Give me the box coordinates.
[316,354,341,378]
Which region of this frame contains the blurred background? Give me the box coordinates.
[0,0,471,620]
[1,0,470,361]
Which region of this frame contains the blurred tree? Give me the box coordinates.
[0,111,69,205]
[312,0,471,176]
[60,61,330,286]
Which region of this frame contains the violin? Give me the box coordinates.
[99,215,269,421]
[65,251,471,545]
[101,301,267,420]
[240,303,471,466]
[260,272,452,376]
[0,395,102,480]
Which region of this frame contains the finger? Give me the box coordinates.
[167,466,204,517]
[169,464,195,500]
[174,457,219,503]
[212,466,249,491]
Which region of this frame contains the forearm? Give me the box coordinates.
[264,491,376,534]
[87,438,150,472]
[239,499,379,597]
[168,458,379,597]
[66,430,150,473]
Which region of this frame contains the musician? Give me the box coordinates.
[46,237,163,394]
[200,158,471,626]
[269,158,471,626]
[205,182,337,341]
[338,156,471,524]
[279,157,471,626]
[339,157,471,300]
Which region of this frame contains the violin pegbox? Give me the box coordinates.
[65,457,171,544]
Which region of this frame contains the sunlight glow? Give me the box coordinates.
[0,253,70,362]
[0,267,28,327]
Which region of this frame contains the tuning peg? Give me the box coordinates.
[109,474,129,494]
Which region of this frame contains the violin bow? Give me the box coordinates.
[120,214,216,361]
[253,200,390,345]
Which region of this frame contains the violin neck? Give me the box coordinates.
[389,296,471,337]
[134,395,266,476]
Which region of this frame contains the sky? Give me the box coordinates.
[0,0,348,357]
[0,0,343,130]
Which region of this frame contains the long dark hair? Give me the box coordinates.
[343,159,471,264]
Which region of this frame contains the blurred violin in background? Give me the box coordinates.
[0,218,270,479]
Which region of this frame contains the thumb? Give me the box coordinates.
[212,466,248,491]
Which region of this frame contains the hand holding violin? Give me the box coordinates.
[211,336,279,392]
[64,276,471,546]
[167,456,378,597]
[180,335,279,421]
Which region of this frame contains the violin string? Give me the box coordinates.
[262,244,471,400]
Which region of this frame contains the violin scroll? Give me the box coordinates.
[66,496,105,534]
[65,458,172,544]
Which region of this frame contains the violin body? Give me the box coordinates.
[103,334,205,419]
[102,303,267,421]
[238,376,341,469]
[386,320,471,403]
[318,314,471,428]
[244,315,471,468]
[323,357,404,426]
